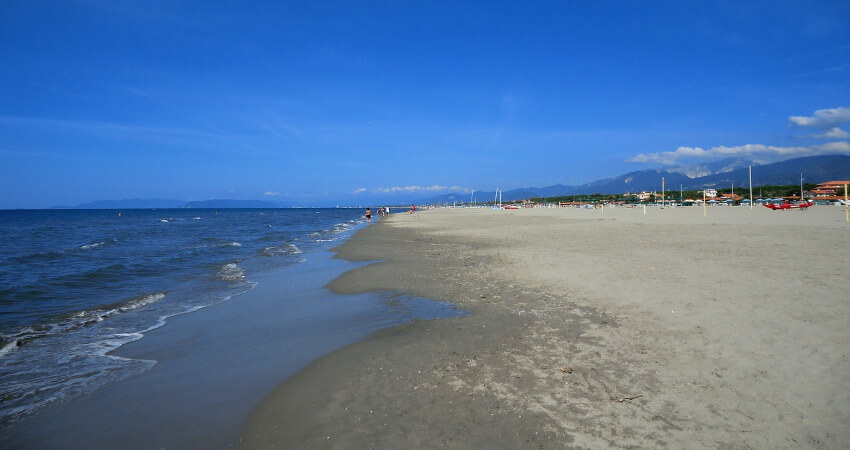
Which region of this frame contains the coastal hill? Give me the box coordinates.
[50,155,850,209]
[54,198,187,209]
[426,154,850,203]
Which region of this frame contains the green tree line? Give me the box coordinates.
[518,183,819,205]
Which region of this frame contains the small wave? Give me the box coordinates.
[159,218,174,223]
[259,243,301,257]
[13,250,64,263]
[79,239,115,250]
[0,293,167,359]
[113,292,166,313]
[0,340,19,359]
[310,218,364,242]
[13,239,118,262]
[193,217,202,220]
[332,223,351,232]
[257,232,291,242]
[216,263,245,281]
[189,239,242,249]
[55,264,127,285]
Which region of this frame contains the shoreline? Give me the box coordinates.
[0,219,460,449]
[242,206,850,448]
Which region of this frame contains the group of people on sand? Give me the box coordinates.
[365,206,391,224]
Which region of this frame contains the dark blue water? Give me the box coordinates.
[0,208,372,422]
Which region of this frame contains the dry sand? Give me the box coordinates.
[242,205,850,448]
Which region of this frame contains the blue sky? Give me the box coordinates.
[2,1,849,208]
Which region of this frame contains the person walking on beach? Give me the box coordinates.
[365,207,372,225]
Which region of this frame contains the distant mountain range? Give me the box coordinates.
[58,198,188,209]
[51,155,850,209]
[53,198,286,210]
[424,155,850,203]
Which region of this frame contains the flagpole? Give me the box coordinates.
[749,166,753,210]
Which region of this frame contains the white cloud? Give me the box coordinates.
[264,191,280,196]
[628,142,850,165]
[789,107,850,129]
[811,127,850,139]
[815,141,850,152]
[352,185,473,194]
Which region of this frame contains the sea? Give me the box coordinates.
[0,208,462,437]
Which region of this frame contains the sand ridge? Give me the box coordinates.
[242,206,849,448]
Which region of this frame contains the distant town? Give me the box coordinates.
[439,180,850,208]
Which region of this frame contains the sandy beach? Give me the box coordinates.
[243,205,850,448]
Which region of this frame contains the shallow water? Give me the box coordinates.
[0,208,401,423]
[0,208,464,447]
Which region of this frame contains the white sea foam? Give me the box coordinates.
[0,283,261,421]
[216,263,245,281]
[0,340,18,359]
[193,217,202,220]
[222,241,242,247]
[71,239,117,252]
[0,293,167,365]
[118,293,166,313]
[259,243,301,257]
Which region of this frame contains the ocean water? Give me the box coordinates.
[0,208,378,424]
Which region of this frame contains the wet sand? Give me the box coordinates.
[0,245,460,449]
[243,206,850,448]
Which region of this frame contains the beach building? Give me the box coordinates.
[719,193,743,203]
[810,180,850,201]
[703,189,717,198]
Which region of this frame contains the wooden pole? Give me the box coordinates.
[845,184,848,222]
[703,189,707,217]
[749,166,753,210]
